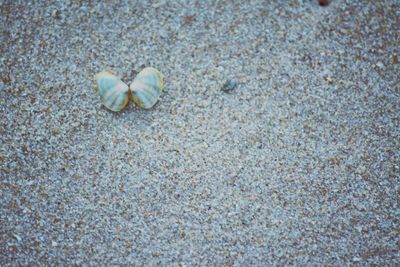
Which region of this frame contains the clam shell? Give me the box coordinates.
[129,67,164,109]
[95,71,129,112]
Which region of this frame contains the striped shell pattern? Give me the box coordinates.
[95,67,164,111]
[95,71,130,112]
[130,67,164,109]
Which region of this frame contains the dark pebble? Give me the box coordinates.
[221,79,238,93]
[318,0,330,6]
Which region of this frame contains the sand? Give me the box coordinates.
[1,0,399,265]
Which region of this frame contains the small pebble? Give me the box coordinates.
[376,61,384,69]
[318,0,330,6]
[392,54,398,64]
[13,234,22,242]
[54,10,61,20]
[221,79,238,93]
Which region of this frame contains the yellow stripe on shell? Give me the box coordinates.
[129,67,164,109]
[95,71,130,112]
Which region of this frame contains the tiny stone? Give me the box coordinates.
[318,0,330,7]
[324,76,333,84]
[221,79,238,93]
[54,10,61,20]
[159,30,168,39]
[376,61,384,69]
[393,54,399,64]
[13,234,22,242]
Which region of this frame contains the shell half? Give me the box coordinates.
[129,67,164,109]
[95,71,129,112]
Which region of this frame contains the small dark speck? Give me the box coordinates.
[221,79,238,93]
[184,15,195,24]
[2,74,11,84]
[318,0,330,6]
[392,54,398,64]
[54,10,61,20]
[131,69,138,78]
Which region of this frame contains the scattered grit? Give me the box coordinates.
[1,0,399,265]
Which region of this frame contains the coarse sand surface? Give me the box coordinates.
[1,0,399,265]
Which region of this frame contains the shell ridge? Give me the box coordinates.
[135,88,152,108]
[95,71,129,111]
[96,67,163,111]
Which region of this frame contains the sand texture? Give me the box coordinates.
[1,0,399,265]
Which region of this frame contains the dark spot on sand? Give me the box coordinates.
[221,79,238,93]
[318,0,330,6]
